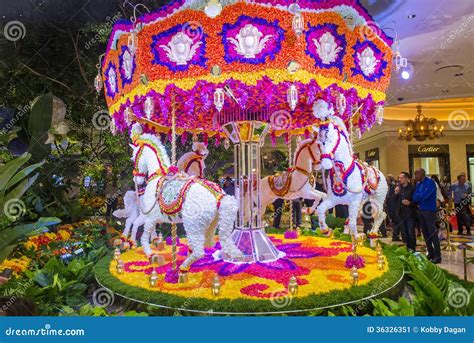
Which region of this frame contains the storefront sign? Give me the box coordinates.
[409,144,449,155]
[365,148,379,160]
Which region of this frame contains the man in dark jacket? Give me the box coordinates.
[413,168,441,263]
[394,172,417,252]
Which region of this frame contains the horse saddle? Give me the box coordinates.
[157,175,224,216]
[268,172,292,197]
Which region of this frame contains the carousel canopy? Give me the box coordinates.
[101,0,393,138]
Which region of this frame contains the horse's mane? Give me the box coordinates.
[293,138,317,165]
[136,133,171,167]
[329,116,353,156]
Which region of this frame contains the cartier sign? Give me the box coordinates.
[409,144,449,155]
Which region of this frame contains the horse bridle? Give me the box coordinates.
[318,122,349,161]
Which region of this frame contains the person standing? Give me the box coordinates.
[451,174,472,235]
[412,168,442,264]
[394,172,417,252]
[272,198,284,229]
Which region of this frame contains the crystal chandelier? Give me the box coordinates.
[398,104,444,141]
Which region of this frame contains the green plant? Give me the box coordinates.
[400,253,473,316]
[0,152,60,263]
[60,304,148,316]
[21,257,93,315]
[0,152,43,210]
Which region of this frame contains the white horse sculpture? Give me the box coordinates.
[260,138,326,216]
[313,100,387,238]
[177,141,208,178]
[130,124,242,270]
[114,143,208,245]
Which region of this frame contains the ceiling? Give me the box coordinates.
[361,0,474,105]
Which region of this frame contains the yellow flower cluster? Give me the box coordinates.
[0,256,31,274]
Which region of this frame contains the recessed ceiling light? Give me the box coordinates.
[407,14,416,19]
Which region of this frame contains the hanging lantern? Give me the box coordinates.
[204,0,222,18]
[214,88,225,112]
[110,118,117,135]
[336,93,347,114]
[124,107,133,126]
[223,137,230,150]
[127,31,138,56]
[292,11,304,36]
[144,96,154,120]
[375,105,384,125]
[211,275,221,296]
[149,270,159,287]
[94,73,103,93]
[287,84,298,111]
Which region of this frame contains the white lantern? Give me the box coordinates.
[204,0,222,18]
[287,84,298,111]
[214,88,225,112]
[336,93,346,114]
[144,96,154,120]
[124,107,132,126]
[292,12,304,36]
[128,31,138,56]
[376,105,384,125]
[94,73,103,93]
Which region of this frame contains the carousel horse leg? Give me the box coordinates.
[307,187,327,213]
[371,198,387,235]
[316,197,336,233]
[347,199,361,239]
[130,213,144,244]
[141,218,156,257]
[205,216,218,248]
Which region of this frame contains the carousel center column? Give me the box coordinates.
[221,120,285,263]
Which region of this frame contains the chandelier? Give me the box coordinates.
[398,104,444,141]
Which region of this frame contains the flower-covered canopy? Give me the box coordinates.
[102,0,393,137]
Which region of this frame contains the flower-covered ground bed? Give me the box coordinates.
[95,234,404,314]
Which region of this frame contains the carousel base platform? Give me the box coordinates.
[95,233,404,315]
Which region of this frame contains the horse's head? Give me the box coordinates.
[192,141,209,157]
[130,143,147,185]
[294,138,321,171]
[314,121,340,169]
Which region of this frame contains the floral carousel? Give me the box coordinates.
[94,0,404,314]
